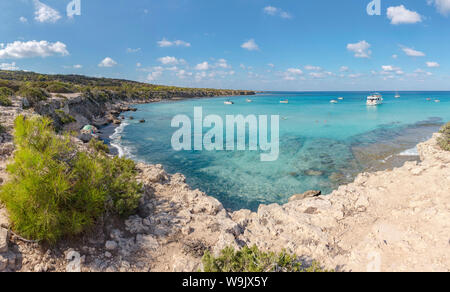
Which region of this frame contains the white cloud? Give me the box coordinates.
[304,65,322,71]
[426,61,440,68]
[283,68,303,80]
[157,56,179,65]
[263,6,292,19]
[215,59,231,69]
[241,39,259,51]
[19,17,28,23]
[381,65,400,72]
[402,47,426,57]
[136,62,142,67]
[0,62,19,70]
[268,63,275,68]
[287,68,303,75]
[33,0,61,23]
[347,41,372,58]
[195,62,209,71]
[392,54,398,59]
[157,38,191,48]
[176,70,193,79]
[348,73,363,78]
[309,71,333,79]
[127,48,141,53]
[73,64,82,69]
[428,0,450,15]
[339,66,350,72]
[98,57,117,67]
[387,5,422,24]
[0,40,69,59]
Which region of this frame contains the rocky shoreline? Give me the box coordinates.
[1,94,449,272]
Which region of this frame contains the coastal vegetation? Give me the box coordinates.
[202,245,328,272]
[0,70,254,107]
[0,115,142,243]
[0,87,14,106]
[438,122,450,151]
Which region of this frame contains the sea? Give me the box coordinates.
[103,91,450,211]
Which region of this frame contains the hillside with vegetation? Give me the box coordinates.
[0,70,254,108]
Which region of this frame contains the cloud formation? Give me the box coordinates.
[428,0,450,15]
[387,5,422,24]
[241,39,259,51]
[0,40,69,59]
[0,62,19,70]
[347,41,372,58]
[263,6,292,19]
[157,38,191,48]
[33,0,61,23]
[402,47,426,57]
[98,57,117,67]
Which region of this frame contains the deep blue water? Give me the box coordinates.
[110,92,450,211]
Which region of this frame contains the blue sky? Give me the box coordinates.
[1,0,450,91]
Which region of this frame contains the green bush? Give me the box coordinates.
[18,86,49,106]
[89,138,110,154]
[202,245,329,272]
[438,122,450,151]
[0,115,142,243]
[0,87,13,106]
[45,82,74,93]
[55,110,76,125]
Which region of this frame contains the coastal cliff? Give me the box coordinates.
[0,93,449,272]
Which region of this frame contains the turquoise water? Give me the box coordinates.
[111,92,450,211]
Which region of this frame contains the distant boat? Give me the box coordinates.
[395,92,401,98]
[338,97,344,100]
[246,99,253,103]
[224,100,234,105]
[434,100,441,103]
[426,98,432,101]
[280,100,289,104]
[367,93,383,106]
[330,100,338,104]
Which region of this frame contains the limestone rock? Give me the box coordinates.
[0,227,9,253]
[289,190,322,202]
[105,241,118,251]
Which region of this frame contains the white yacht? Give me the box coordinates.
[338,97,344,100]
[224,100,234,105]
[367,93,383,106]
[395,92,401,98]
[246,98,253,103]
[280,99,289,104]
[330,100,338,104]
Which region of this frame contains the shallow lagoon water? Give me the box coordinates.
[111,92,450,211]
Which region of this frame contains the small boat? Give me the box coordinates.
[367,93,383,106]
[426,98,432,101]
[395,92,401,98]
[330,100,338,104]
[224,101,234,105]
[246,99,253,103]
[434,100,441,103]
[280,100,289,104]
[338,97,344,100]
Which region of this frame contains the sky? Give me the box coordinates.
[0,0,450,91]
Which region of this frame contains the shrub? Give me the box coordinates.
[89,138,110,154]
[18,86,49,106]
[202,245,329,272]
[438,122,450,151]
[0,87,13,106]
[0,115,142,243]
[55,109,76,125]
[45,82,74,94]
